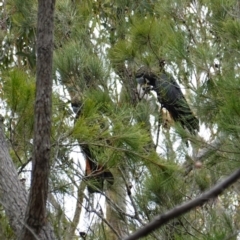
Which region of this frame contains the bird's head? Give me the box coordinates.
[135,67,157,92]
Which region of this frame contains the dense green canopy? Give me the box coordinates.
[1,0,240,239]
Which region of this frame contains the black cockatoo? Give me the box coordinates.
[136,67,199,134]
[71,102,114,193]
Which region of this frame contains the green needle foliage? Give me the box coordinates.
[1,0,240,239]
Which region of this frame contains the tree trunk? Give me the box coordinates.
[0,116,27,236]
[19,0,56,239]
[0,117,57,239]
[105,167,128,239]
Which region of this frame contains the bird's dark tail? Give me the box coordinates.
[162,75,199,134]
[171,98,199,135]
[184,114,199,135]
[83,145,114,193]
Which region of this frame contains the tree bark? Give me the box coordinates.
[0,116,27,236]
[0,117,57,239]
[19,0,56,239]
[105,167,128,240]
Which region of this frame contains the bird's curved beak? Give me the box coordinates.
[136,76,152,92]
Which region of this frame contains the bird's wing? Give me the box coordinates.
[154,74,184,106]
[156,74,199,133]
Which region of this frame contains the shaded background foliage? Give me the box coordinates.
[1,0,240,239]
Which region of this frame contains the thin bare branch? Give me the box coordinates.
[67,180,86,239]
[89,208,122,240]
[124,167,240,240]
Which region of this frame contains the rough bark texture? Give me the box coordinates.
[19,0,56,239]
[0,117,56,239]
[0,116,28,235]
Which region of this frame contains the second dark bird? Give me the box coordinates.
[136,67,199,135]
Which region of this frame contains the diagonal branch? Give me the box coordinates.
[124,167,240,240]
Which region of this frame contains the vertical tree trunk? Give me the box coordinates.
[105,168,128,240]
[19,0,56,239]
[0,116,27,235]
[0,117,57,239]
